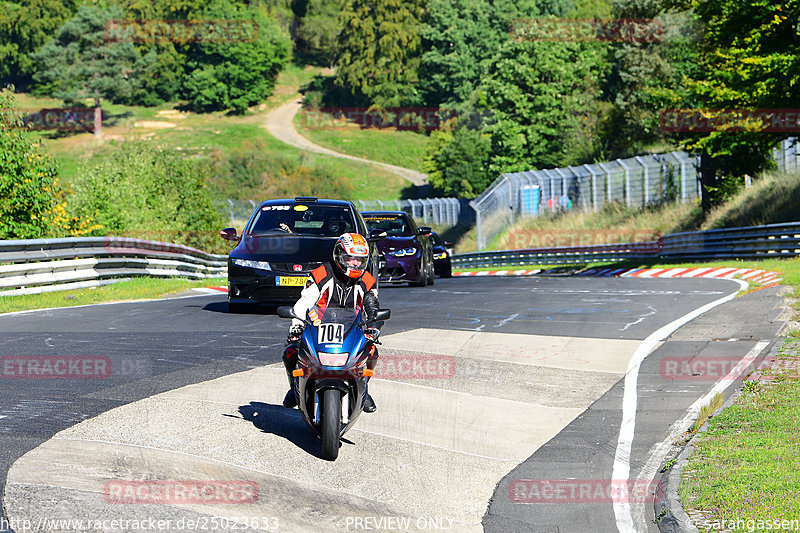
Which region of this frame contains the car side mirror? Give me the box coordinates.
[277,306,296,319]
[373,309,391,322]
[220,228,240,242]
[368,229,388,242]
[417,226,432,235]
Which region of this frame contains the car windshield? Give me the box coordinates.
[364,215,412,236]
[429,233,443,246]
[248,204,355,237]
[310,305,360,325]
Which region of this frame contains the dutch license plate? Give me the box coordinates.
[276,276,306,286]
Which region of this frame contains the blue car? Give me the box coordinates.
[362,211,435,287]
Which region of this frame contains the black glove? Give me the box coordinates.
[287,324,304,343]
[364,327,380,343]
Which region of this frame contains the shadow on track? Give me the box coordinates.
[235,402,353,458]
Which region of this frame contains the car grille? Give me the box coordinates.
[270,262,323,274]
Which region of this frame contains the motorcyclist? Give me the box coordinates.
[282,232,382,413]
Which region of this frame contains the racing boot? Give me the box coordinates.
[362,345,378,413]
[282,345,299,408]
[362,378,377,413]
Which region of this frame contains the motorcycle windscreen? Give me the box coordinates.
[308,306,363,367]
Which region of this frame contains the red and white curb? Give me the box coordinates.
[453,268,781,287]
[588,267,781,286]
[453,269,541,277]
[194,286,228,294]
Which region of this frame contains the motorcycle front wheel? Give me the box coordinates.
[321,389,341,460]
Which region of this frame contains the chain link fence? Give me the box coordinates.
[216,198,472,228]
[471,139,800,251]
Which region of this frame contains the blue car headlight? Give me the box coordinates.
[389,247,417,258]
[233,258,272,270]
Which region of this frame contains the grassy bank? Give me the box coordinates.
[0,277,226,314]
[19,64,410,202]
[293,107,430,173]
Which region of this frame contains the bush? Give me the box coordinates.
[67,142,224,251]
[0,88,88,238]
[423,127,491,198]
[206,138,353,201]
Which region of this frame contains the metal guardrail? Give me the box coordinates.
[0,236,227,296]
[452,222,800,268]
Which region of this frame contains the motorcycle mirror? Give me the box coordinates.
[373,309,391,322]
[276,306,295,319]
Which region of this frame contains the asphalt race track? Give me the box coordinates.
[0,276,787,533]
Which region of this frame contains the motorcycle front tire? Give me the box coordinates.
[321,389,341,460]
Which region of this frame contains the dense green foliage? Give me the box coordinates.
[31,5,155,106]
[27,0,291,112]
[335,0,426,107]
[0,89,79,239]
[423,129,492,198]
[664,0,799,210]
[67,142,224,249]
[0,0,79,89]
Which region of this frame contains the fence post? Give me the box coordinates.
[470,200,483,251]
[616,159,631,207]
[635,156,650,206]
[583,164,598,212]
[598,162,613,205]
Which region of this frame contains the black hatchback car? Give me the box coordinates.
[220,197,382,312]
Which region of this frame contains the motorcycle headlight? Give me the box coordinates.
[318,352,350,367]
[233,258,271,270]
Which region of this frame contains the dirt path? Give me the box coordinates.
[264,97,428,186]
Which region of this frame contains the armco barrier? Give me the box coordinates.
[451,221,800,268]
[0,237,227,296]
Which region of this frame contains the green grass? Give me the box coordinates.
[19,80,411,202]
[294,107,430,172]
[0,277,226,314]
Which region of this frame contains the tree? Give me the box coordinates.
[335,0,426,107]
[419,0,549,109]
[180,1,291,113]
[295,0,345,66]
[666,0,799,211]
[423,128,492,198]
[476,39,609,175]
[0,0,79,88]
[30,4,154,131]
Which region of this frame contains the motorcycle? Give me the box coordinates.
[277,304,390,460]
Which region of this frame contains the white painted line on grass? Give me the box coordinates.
[612,278,748,533]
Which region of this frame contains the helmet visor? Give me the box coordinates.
[338,253,368,272]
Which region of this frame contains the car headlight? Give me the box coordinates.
[434,252,447,260]
[233,258,271,270]
[389,247,417,257]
